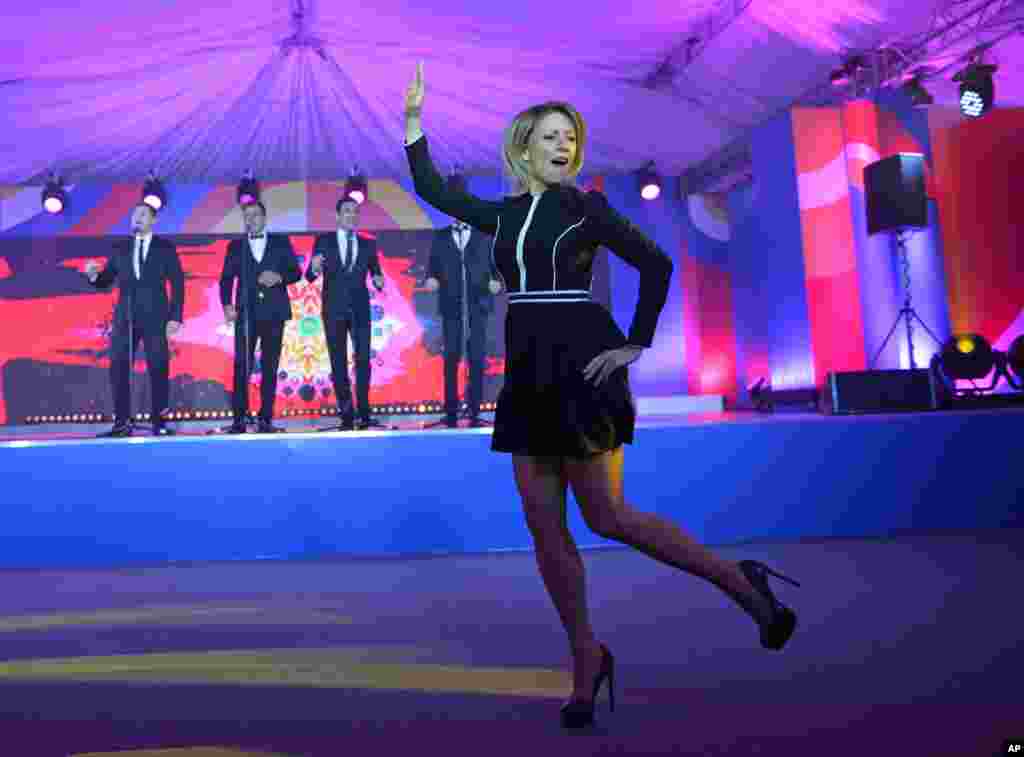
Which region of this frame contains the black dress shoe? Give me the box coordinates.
[227,419,247,434]
[100,421,133,438]
[444,414,458,428]
[152,423,175,436]
[256,419,283,434]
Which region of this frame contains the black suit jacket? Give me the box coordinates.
[305,231,383,321]
[91,235,185,333]
[219,234,302,322]
[429,225,498,319]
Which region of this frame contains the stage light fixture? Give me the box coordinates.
[1006,334,1024,387]
[748,377,770,412]
[954,61,997,118]
[939,333,995,380]
[637,162,661,201]
[142,171,167,211]
[902,75,934,106]
[829,55,865,88]
[41,175,68,215]
[237,170,261,206]
[346,168,368,205]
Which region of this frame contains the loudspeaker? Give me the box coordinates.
[864,153,928,235]
[824,369,937,414]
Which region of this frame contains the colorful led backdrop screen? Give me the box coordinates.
[0,232,509,424]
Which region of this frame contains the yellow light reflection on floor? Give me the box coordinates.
[73,749,292,756]
[0,604,352,632]
[0,648,571,698]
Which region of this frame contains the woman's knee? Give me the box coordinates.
[581,501,629,541]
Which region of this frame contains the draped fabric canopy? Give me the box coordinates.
[2,0,1021,185]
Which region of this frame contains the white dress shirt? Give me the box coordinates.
[134,233,153,279]
[248,233,267,264]
[337,229,357,270]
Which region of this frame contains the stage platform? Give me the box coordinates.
[2,405,1022,569]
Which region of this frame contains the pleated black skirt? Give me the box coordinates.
[490,290,636,458]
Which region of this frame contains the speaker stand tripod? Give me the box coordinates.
[869,228,943,370]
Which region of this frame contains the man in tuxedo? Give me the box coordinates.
[219,201,301,434]
[306,197,384,430]
[85,202,184,437]
[424,216,502,428]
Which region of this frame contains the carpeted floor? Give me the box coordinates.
[0,529,1020,756]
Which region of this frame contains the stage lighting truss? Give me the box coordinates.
[41,174,68,215]
[237,170,261,206]
[142,171,167,211]
[930,333,1024,396]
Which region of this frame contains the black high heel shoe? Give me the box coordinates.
[738,560,800,651]
[560,644,615,729]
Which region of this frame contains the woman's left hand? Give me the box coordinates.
[583,345,644,386]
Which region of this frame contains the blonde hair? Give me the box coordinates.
[502,101,586,194]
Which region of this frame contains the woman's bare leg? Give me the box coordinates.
[564,446,772,624]
[513,454,603,698]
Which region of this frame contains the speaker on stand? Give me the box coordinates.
[863,153,944,371]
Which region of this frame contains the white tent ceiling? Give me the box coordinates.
[1,0,1021,186]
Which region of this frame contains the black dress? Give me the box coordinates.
[406,135,673,457]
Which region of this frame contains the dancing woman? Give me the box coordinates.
[403,63,799,728]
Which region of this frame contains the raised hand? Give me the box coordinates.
[405,61,425,118]
[84,260,100,281]
[310,254,324,275]
[224,304,237,324]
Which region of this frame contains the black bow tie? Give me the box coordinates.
[249,233,265,240]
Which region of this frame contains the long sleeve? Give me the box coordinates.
[305,236,324,282]
[219,243,238,308]
[367,239,383,279]
[428,232,442,281]
[165,241,185,323]
[405,136,500,236]
[584,191,673,348]
[91,250,119,290]
[280,236,302,285]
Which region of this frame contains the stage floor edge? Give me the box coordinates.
[3,408,1022,568]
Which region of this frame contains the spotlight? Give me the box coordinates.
[345,168,368,205]
[1006,334,1024,387]
[637,162,661,201]
[41,174,68,215]
[142,171,167,211]
[938,333,995,380]
[953,61,997,118]
[748,377,770,412]
[237,170,261,206]
[901,75,934,106]
[829,55,865,88]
